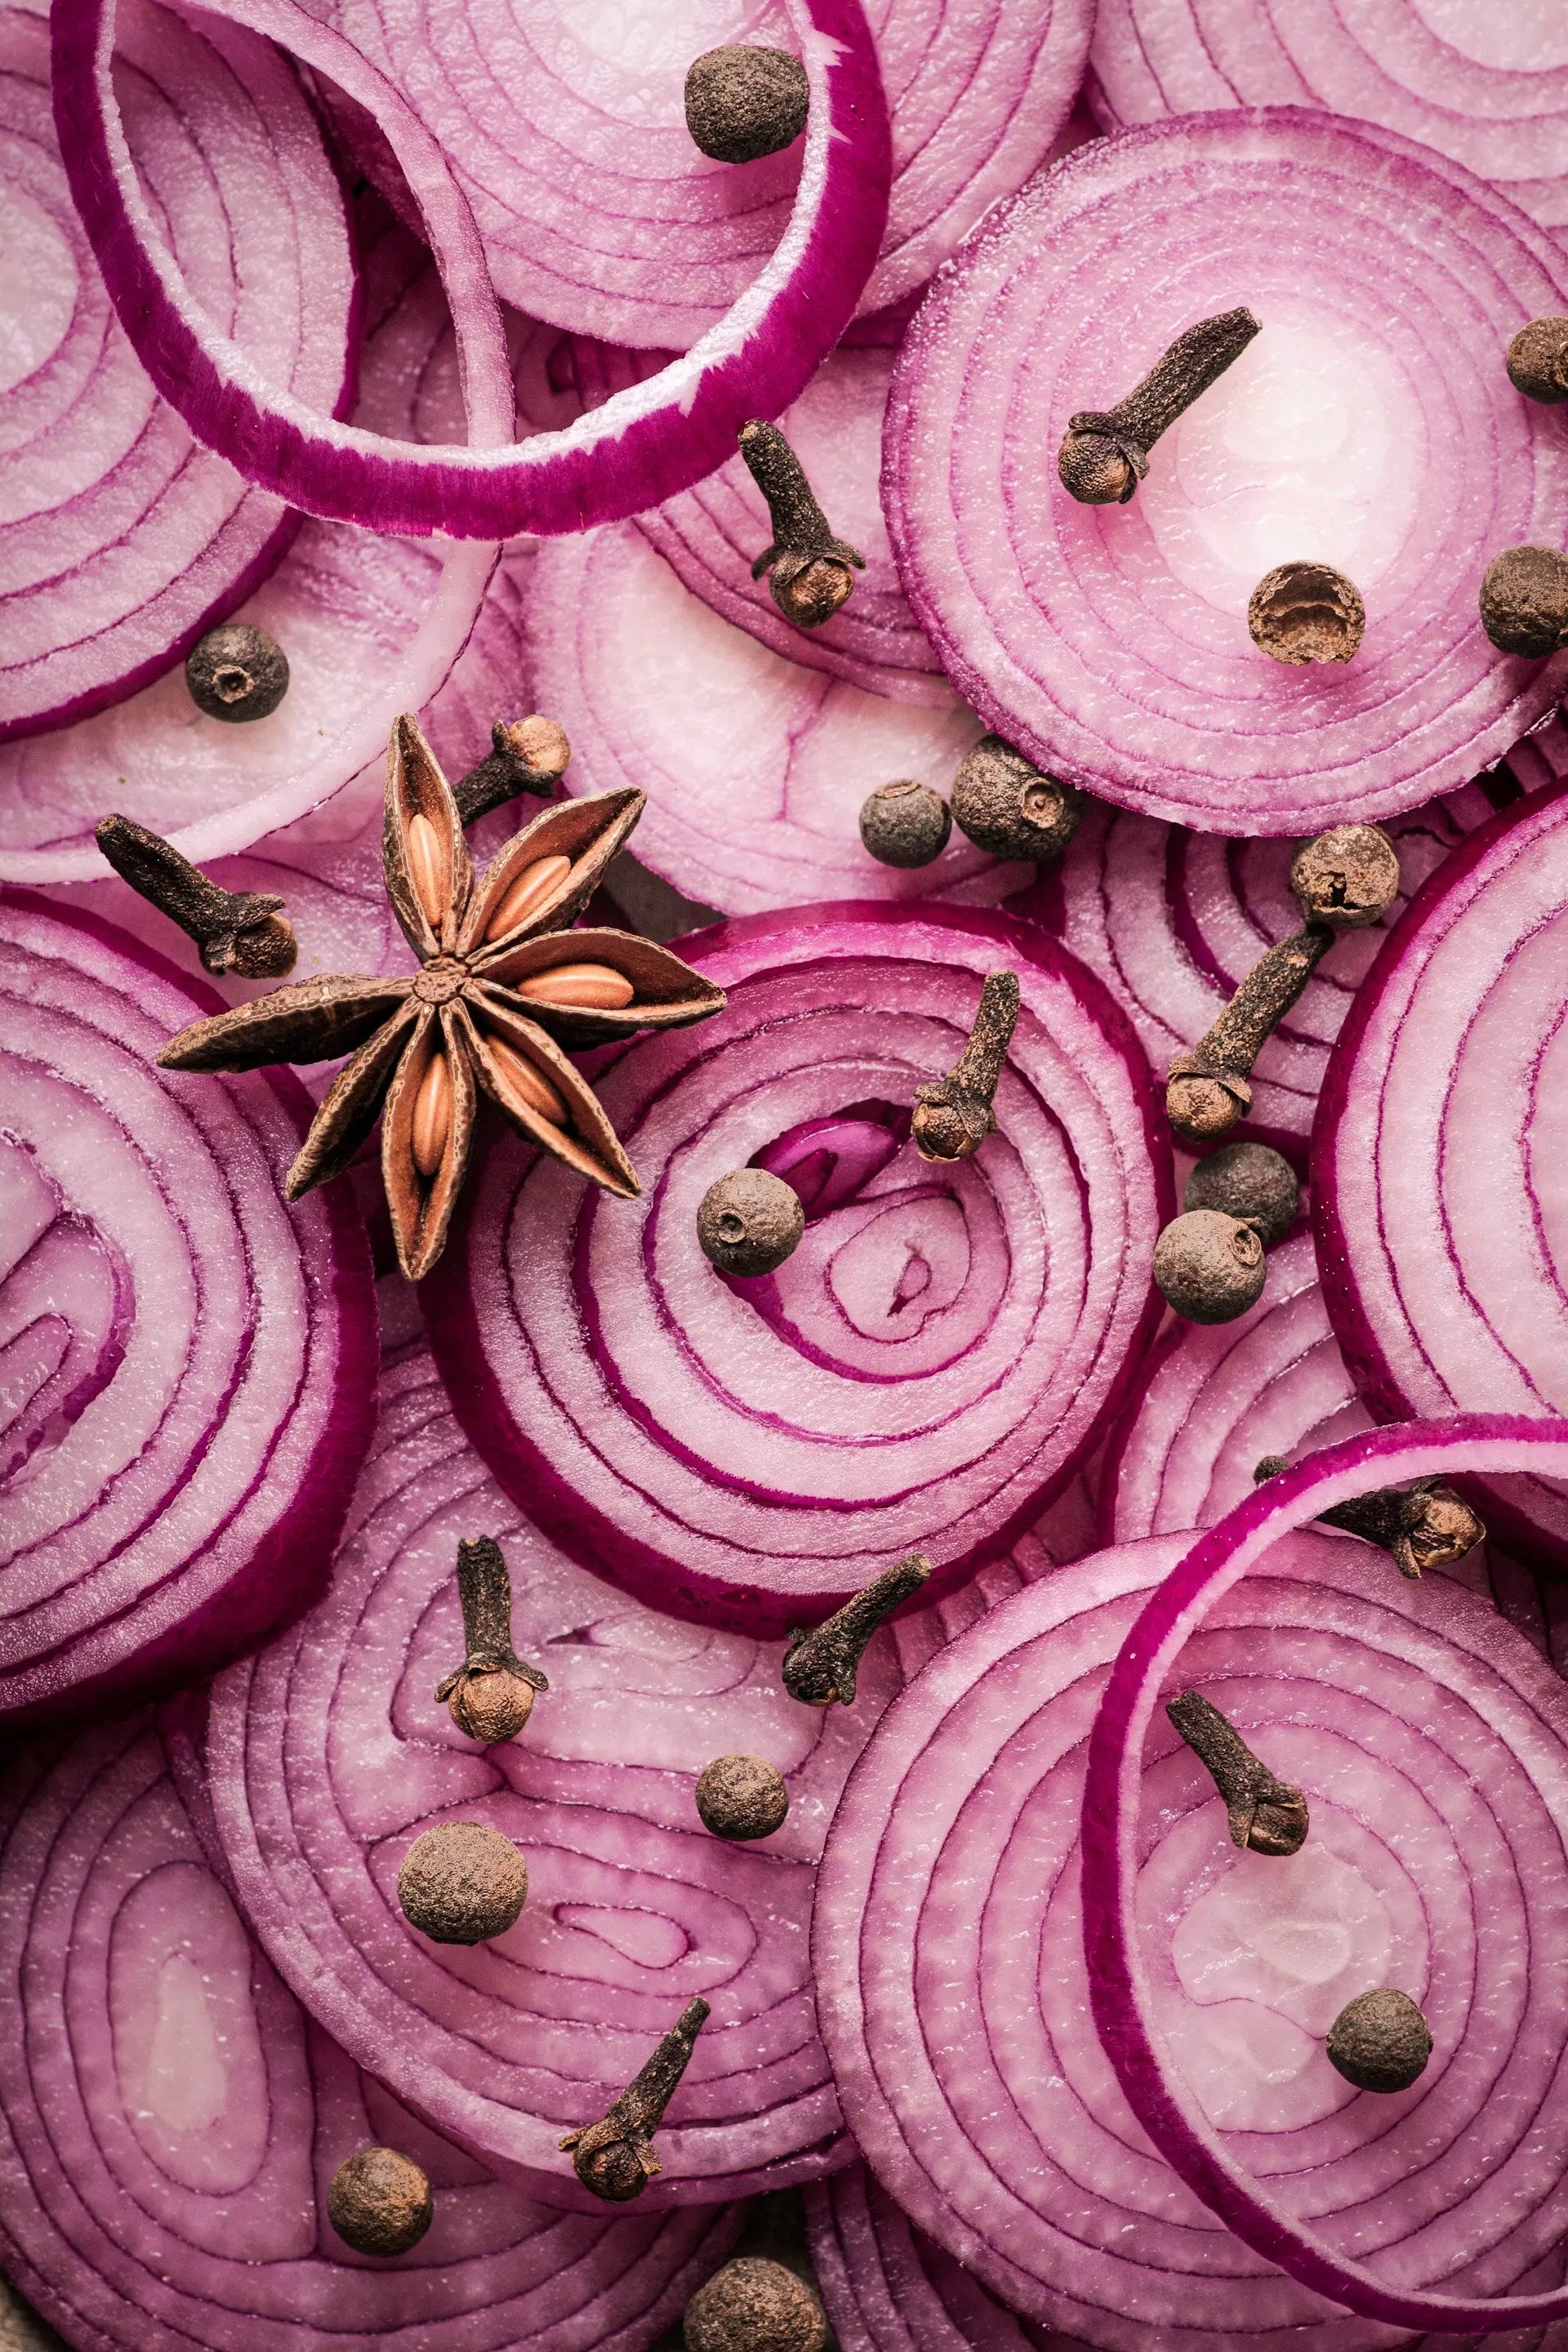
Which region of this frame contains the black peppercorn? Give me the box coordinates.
[327,2147,434,2256]
[684,2257,828,2352]
[697,1169,804,1276]
[185,622,289,721]
[1183,1143,1298,1250]
[1326,1988,1432,2093]
[949,736,1082,862]
[1153,1209,1266,1325]
[684,47,808,164]
[397,1821,528,1944]
[1507,317,1568,404]
[1248,563,1365,666]
[858,779,951,868]
[1480,544,1568,658]
[695,1754,791,1841]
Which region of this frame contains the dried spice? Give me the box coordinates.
[739,421,866,630]
[185,622,289,721]
[949,736,1082,862]
[96,813,296,978]
[1507,317,1568,404]
[695,1754,791,1841]
[782,1552,933,1707]
[685,47,808,163]
[858,778,951,869]
[1326,1988,1432,2092]
[1165,1690,1308,1856]
[912,969,1018,1163]
[327,2147,434,2256]
[559,1998,710,2201]
[1254,1459,1485,1580]
[1183,1143,1298,1250]
[697,1169,805,1276]
[1290,825,1401,929]
[1154,1208,1266,1324]
[1480,544,1568,658]
[435,1535,549,1742]
[397,1820,528,1944]
[1248,562,1365,665]
[452,715,572,826]
[158,715,725,1279]
[1058,309,1260,506]
[684,2257,828,2352]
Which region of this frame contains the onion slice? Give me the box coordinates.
[806,2163,1067,2351]
[1081,1415,1568,2332]
[884,112,1568,834]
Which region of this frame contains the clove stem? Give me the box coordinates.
[1165,1690,1308,1855]
[95,813,296,978]
[912,969,1020,1164]
[1165,925,1333,1143]
[559,1997,710,2201]
[738,421,866,630]
[453,717,571,826]
[1253,1459,1485,1580]
[782,1552,933,1707]
[1058,309,1261,506]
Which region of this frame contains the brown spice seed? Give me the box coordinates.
[684,45,808,164]
[1153,1209,1267,1325]
[411,1052,452,1178]
[327,2146,434,2257]
[1248,562,1365,665]
[1326,1988,1432,2093]
[684,2257,828,2352]
[486,1035,568,1126]
[487,853,572,941]
[1183,1143,1298,1250]
[697,1169,805,1276]
[398,1820,528,1944]
[1290,824,1399,929]
[695,1754,791,1840]
[1507,317,1568,405]
[405,813,449,926]
[514,962,636,1010]
[1479,544,1568,659]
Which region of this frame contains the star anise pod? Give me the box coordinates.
[158,715,726,1279]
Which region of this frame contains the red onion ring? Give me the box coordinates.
[883,112,1568,835]
[423,902,1170,1636]
[1313,778,1568,1567]
[0,0,355,743]
[1081,1416,1568,2332]
[0,892,376,1729]
[51,0,892,538]
[1089,0,1568,234]
[0,1711,743,2352]
[528,525,1026,913]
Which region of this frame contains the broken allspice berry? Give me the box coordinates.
[1253,1459,1485,1580]
[453,715,572,826]
[1480,544,1568,658]
[1248,562,1365,666]
[697,1168,805,1276]
[1507,317,1568,405]
[95,813,297,978]
[739,420,865,630]
[684,46,808,164]
[560,1997,710,2202]
[1058,308,1261,506]
[397,1820,528,1944]
[912,969,1019,1163]
[435,1534,549,1744]
[327,2146,434,2256]
[185,622,289,721]
[858,778,951,869]
[695,1754,791,1842]
[949,736,1083,862]
[684,2257,829,2352]
[782,1552,933,1708]
[1325,1988,1432,2093]
[1153,1209,1266,1325]
[1183,1142,1298,1250]
[1165,1690,1309,1856]
[1289,824,1401,929]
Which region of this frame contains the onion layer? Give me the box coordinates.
[1313,778,1568,1566]
[0,893,376,1728]
[423,902,1170,1635]
[806,2163,1067,2351]
[884,113,1568,834]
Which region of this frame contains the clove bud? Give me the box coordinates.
[452,716,571,826]
[739,421,865,629]
[912,969,1018,1163]
[1058,309,1260,506]
[1325,1988,1432,2093]
[435,1534,549,1743]
[782,1552,933,1707]
[1165,1690,1308,1855]
[95,813,296,978]
[560,1997,710,2201]
[1253,1459,1485,1580]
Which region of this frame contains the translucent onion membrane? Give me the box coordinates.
[203,1332,1074,2201]
[1088,0,1568,234]
[0,1714,744,2352]
[814,1508,1568,2349]
[884,113,1568,836]
[1080,1418,1568,2333]
[1013,772,1522,1145]
[51,0,891,539]
[528,526,1025,913]
[423,902,1170,1636]
[1314,781,1568,1568]
[0,207,504,885]
[328,0,1093,349]
[0,893,376,1730]
[0,0,354,742]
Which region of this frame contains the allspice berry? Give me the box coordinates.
[397,1821,528,1944]
[1183,1143,1298,1250]
[950,736,1082,862]
[684,47,808,164]
[684,2256,828,2352]
[1153,1209,1266,1325]
[1480,544,1568,658]
[1507,317,1568,404]
[695,1755,790,1841]
[327,2146,434,2256]
[697,1169,804,1276]
[1290,825,1400,929]
[1247,562,1365,666]
[858,779,951,868]
[1326,1989,1432,2094]
[186,622,289,721]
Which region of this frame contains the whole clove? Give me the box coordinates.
[949,736,1083,862]
[452,716,572,826]
[185,622,289,721]
[1165,1690,1309,1855]
[1058,309,1261,506]
[1480,544,1568,658]
[95,813,296,978]
[1248,562,1365,666]
[327,2146,434,2256]
[435,1535,549,1743]
[684,46,808,163]
[912,969,1018,1164]
[858,778,951,868]
[697,1169,805,1276]
[1253,1459,1485,1580]
[560,1998,710,2201]
[782,1552,933,1707]
[739,421,865,630]
[1507,317,1568,405]
[1325,1988,1432,2093]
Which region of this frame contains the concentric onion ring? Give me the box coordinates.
[806,2163,1066,2351]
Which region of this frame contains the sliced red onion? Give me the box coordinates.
[1015,770,1524,1143]
[884,113,1568,835]
[1081,1417,1568,2332]
[423,902,1169,1636]
[1089,0,1568,234]
[528,526,1024,912]
[0,892,376,1728]
[0,0,354,742]
[0,1712,742,2352]
[1314,780,1568,1566]
[51,0,892,538]
[807,2163,1065,2352]
[815,1502,1568,2344]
